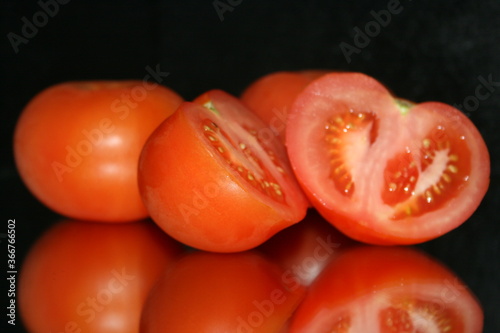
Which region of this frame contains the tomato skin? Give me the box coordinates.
[139,91,308,252]
[240,70,329,143]
[140,251,305,333]
[288,246,484,333]
[19,219,182,333]
[286,72,490,245]
[13,81,183,222]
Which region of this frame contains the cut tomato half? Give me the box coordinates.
[288,246,484,333]
[138,90,308,252]
[286,72,490,244]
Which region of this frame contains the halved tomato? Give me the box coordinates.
[286,72,490,244]
[288,246,484,332]
[138,90,308,252]
[240,70,329,143]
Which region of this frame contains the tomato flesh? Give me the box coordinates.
[286,72,490,244]
[200,109,286,204]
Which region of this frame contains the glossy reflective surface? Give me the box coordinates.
[17,214,484,332]
[3,1,499,332]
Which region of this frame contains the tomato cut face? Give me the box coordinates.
[286,72,490,244]
[288,246,484,333]
[138,90,308,252]
[197,105,286,205]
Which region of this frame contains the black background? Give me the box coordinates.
[1,0,499,332]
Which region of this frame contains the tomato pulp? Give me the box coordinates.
[286,72,490,244]
[138,90,308,252]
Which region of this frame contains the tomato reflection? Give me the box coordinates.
[140,250,306,333]
[288,245,484,333]
[258,209,355,286]
[19,219,182,333]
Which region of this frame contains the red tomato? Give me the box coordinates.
[13,81,184,222]
[140,251,305,333]
[19,219,182,333]
[240,70,328,143]
[288,246,484,332]
[138,89,308,252]
[286,72,490,244]
[258,209,355,286]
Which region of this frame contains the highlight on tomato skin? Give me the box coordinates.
[138,89,308,253]
[287,245,484,333]
[140,250,306,333]
[285,72,491,245]
[13,81,184,223]
[19,219,183,333]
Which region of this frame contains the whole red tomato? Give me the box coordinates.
[241,70,328,143]
[288,246,484,332]
[19,219,182,333]
[14,81,183,222]
[141,250,305,333]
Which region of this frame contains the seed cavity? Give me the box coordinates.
[325,110,377,198]
[424,190,433,203]
[201,118,286,203]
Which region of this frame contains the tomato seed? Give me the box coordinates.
[442,173,452,183]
